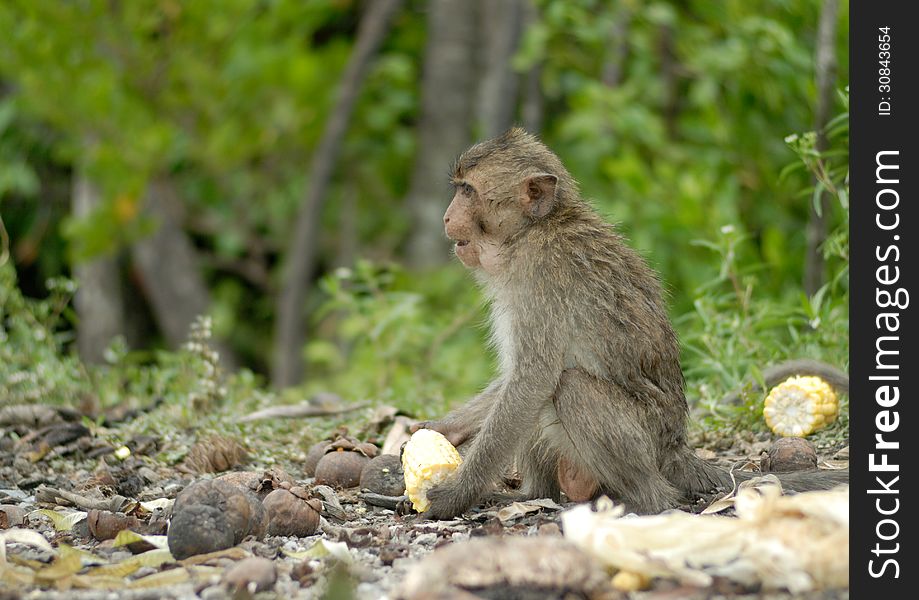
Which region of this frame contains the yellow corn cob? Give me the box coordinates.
[763,376,839,437]
[402,429,463,512]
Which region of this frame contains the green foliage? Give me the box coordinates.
[305,260,492,416]
[681,90,849,435]
[0,0,848,440]
[517,0,848,312]
[0,261,85,405]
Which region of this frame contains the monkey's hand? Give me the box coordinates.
[409,420,473,447]
[424,476,479,519]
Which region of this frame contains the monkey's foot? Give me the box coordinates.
[424,479,478,519]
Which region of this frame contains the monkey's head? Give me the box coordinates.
[444,128,577,273]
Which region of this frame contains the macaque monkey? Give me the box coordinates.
[412,128,848,519]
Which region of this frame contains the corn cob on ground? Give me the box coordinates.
[402,429,463,512]
[763,375,839,437]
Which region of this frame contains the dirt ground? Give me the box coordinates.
[0,405,849,600]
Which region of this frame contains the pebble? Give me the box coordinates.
[413,533,437,546]
[199,585,230,600]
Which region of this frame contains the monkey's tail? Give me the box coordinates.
[669,451,849,498]
[719,358,849,406]
[733,467,849,492]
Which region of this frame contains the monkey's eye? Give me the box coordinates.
[459,182,474,196]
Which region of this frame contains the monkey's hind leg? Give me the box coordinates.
[516,432,563,501]
[552,369,681,514]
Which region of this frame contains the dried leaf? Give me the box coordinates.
[496,501,542,523]
[0,528,54,563]
[701,474,782,515]
[127,567,191,588]
[139,498,174,513]
[33,551,84,583]
[0,562,36,586]
[35,486,132,512]
[35,509,88,532]
[112,530,169,550]
[179,546,250,566]
[86,548,174,578]
[282,540,351,564]
[57,544,106,567]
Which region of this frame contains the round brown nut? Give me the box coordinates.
[168,479,268,560]
[359,454,405,496]
[760,437,818,472]
[314,449,370,488]
[262,489,321,537]
[304,440,332,477]
[168,503,236,560]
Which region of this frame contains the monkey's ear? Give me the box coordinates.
[520,173,558,219]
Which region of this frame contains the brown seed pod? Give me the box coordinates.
[216,468,296,500]
[359,454,405,496]
[356,442,379,458]
[182,435,249,474]
[262,489,322,537]
[304,441,332,477]
[168,479,268,560]
[760,437,818,472]
[314,449,370,488]
[87,510,144,541]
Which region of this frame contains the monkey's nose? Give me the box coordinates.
[444,215,450,224]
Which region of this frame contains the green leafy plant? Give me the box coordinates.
[306,260,492,416]
[680,91,849,438]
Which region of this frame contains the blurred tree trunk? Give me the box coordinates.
[131,180,239,369]
[804,0,839,295]
[520,2,544,134]
[336,182,358,269]
[404,0,478,269]
[658,24,680,139]
[476,0,524,138]
[521,64,544,134]
[72,171,125,363]
[602,6,633,88]
[272,0,404,388]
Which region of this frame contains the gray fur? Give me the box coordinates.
[418,128,848,518]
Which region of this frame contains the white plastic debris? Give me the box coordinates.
[561,485,848,592]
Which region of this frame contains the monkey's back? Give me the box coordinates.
[508,203,690,447]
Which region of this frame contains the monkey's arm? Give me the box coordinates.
[411,378,504,446]
[424,353,560,519]
[719,359,849,405]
